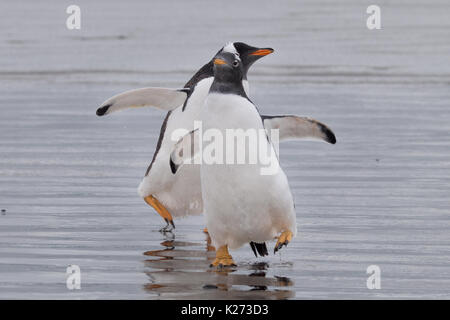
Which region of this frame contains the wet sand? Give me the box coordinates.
[0,0,449,299]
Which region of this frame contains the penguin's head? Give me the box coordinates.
[212,51,244,83]
[221,42,274,79]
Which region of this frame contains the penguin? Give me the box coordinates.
[96,42,336,235]
[97,42,276,232]
[169,51,336,266]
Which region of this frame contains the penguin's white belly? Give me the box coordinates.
[201,94,297,249]
[137,78,214,217]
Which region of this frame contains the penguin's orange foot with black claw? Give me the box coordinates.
[274,230,293,254]
[144,195,175,233]
[210,245,236,268]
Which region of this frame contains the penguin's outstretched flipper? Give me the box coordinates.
[96,87,189,116]
[169,129,201,174]
[262,115,336,144]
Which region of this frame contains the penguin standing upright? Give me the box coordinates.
[97,43,274,231]
[97,43,336,235]
[170,51,336,266]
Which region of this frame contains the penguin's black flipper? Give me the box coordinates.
[249,242,268,257]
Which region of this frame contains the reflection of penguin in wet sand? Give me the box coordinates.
[170,51,336,267]
[97,42,335,234]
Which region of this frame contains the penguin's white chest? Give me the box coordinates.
[200,94,297,249]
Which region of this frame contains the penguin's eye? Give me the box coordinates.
[232,60,240,67]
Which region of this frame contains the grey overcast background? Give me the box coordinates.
[0,0,449,299]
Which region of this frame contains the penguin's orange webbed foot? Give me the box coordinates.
[205,231,215,252]
[210,245,236,268]
[274,230,293,254]
[210,257,236,268]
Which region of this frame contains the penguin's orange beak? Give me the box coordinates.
[249,48,274,56]
[214,58,227,65]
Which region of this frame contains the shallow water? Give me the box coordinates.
[0,0,449,299]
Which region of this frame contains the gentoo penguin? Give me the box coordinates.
[95,43,271,229]
[96,42,336,235]
[169,51,336,266]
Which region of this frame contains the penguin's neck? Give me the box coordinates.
[210,78,248,99]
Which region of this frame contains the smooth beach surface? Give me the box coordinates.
[0,0,449,299]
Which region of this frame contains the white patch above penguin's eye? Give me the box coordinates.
[232,60,240,67]
[223,42,238,55]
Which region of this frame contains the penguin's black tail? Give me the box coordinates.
[249,242,268,257]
